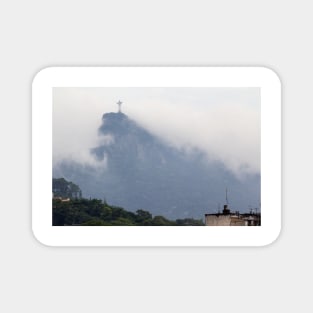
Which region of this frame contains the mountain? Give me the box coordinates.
[53,112,260,219]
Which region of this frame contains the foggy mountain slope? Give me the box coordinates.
[53,112,260,219]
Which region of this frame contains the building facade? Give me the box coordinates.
[205,205,261,226]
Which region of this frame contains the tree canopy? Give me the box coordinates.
[53,198,204,226]
[52,178,204,226]
[53,178,82,199]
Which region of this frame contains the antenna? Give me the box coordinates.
[225,188,228,205]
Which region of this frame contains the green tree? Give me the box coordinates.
[152,215,174,226]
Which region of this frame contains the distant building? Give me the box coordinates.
[205,204,261,226]
[53,196,71,202]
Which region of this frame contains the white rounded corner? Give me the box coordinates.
[259,224,282,247]
[32,66,56,88]
[31,225,53,248]
[259,66,282,88]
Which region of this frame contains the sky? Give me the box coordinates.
[53,87,260,177]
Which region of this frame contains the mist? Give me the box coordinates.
[53,87,260,177]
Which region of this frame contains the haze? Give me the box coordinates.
[53,87,260,177]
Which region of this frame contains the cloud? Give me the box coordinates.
[53,87,260,176]
[53,88,114,168]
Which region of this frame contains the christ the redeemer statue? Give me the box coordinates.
[117,100,122,113]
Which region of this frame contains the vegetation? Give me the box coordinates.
[53,178,82,199]
[52,198,204,226]
[52,178,204,226]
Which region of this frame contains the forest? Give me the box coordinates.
[53,198,204,226]
[52,177,204,226]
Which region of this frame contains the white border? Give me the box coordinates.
[32,67,281,246]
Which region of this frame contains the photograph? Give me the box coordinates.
[52,87,261,226]
[32,66,280,246]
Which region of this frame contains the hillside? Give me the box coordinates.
[53,196,204,226]
[53,112,260,219]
